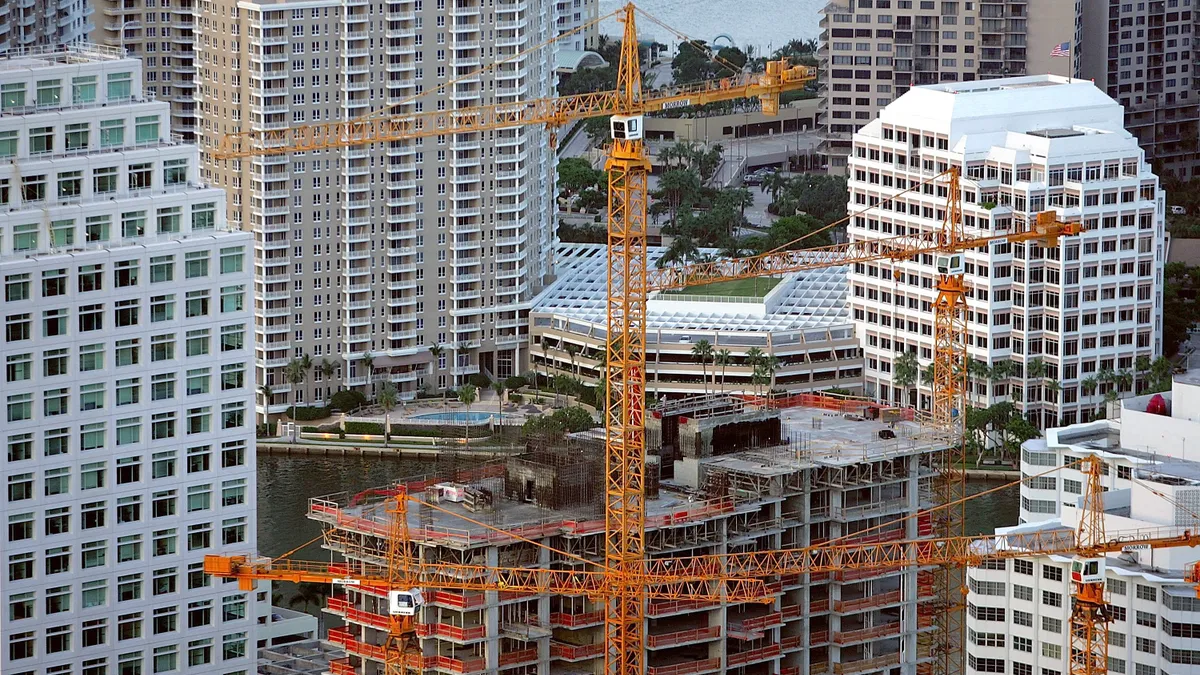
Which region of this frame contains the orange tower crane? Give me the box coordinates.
[208,6,817,675]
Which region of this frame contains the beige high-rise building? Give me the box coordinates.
[554,0,597,50]
[818,0,1076,174]
[195,0,557,417]
[90,0,199,140]
[0,0,93,51]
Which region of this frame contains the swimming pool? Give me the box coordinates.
[410,411,499,423]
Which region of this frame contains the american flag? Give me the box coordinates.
[1050,41,1070,57]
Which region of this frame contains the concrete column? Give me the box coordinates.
[486,546,501,670]
[900,455,920,675]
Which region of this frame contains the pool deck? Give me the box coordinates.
[343,391,571,427]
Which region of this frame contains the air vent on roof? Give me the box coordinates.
[1028,128,1085,139]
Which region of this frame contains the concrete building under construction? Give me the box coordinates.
[309,396,954,675]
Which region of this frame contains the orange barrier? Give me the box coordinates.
[646,626,722,648]
[551,641,604,661]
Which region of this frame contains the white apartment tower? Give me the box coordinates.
[847,75,1166,430]
[0,46,263,675]
[195,0,557,416]
[0,0,93,52]
[90,0,200,141]
[965,374,1200,675]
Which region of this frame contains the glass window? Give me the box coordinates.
[220,324,245,352]
[1,82,27,110]
[134,115,159,144]
[115,299,140,327]
[13,223,38,250]
[6,313,31,341]
[80,343,105,372]
[220,285,244,313]
[57,171,81,200]
[43,388,68,417]
[220,247,244,274]
[42,347,68,374]
[116,417,140,446]
[7,433,32,462]
[79,303,104,331]
[185,329,210,355]
[6,352,31,382]
[152,453,176,479]
[107,72,133,100]
[95,166,119,194]
[82,579,107,607]
[129,163,152,190]
[157,206,181,234]
[186,369,210,396]
[121,210,146,238]
[100,119,125,147]
[184,251,209,278]
[116,378,141,406]
[146,258,174,286]
[221,363,245,390]
[192,202,216,230]
[115,338,140,366]
[0,130,17,157]
[42,268,66,296]
[185,291,209,318]
[7,393,33,422]
[72,75,98,104]
[82,501,106,528]
[50,218,75,246]
[85,215,111,242]
[65,122,89,151]
[80,424,106,452]
[186,407,211,435]
[81,462,106,490]
[20,174,45,203]
[151,374,176,401]
[29,126,53,154]
[150,334,175,361]
[79,264,103,292]
[36,79,62,107]
[152,412,176,440]
[80,383,105,411]
[163,159,187,185]
[5,273,29,302]
[115,260,140,287]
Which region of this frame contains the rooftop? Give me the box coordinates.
[532,243,851,334]
[0,43,129,70]
[257,641,346,675]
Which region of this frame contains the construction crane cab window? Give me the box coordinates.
[388,589,424,616]
[610,114,643,140]
[1071,558,1105,585]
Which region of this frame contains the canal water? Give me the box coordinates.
[257,455,1020,560]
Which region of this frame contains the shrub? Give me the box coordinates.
[301,426,320,433]
[317,424,341,434]
[553,406,597,433]
[255,422,277,438]
[290,406,331,421]
[330,390,367,412]
[468,373,492,389]
[344,421,385,435]
[509,393,524,404]
[503,375,527,391]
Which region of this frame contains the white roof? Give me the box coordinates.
[860,75,1140,161]
[530,243,852,334]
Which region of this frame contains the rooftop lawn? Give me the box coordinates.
[673,277,782,297]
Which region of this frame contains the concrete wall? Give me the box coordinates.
[1025,1,1078,78]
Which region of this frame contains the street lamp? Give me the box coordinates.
[115,19,139,54]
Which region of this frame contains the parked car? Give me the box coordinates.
[1170,205,1187,215]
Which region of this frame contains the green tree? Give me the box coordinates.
[288,582,328,615]
[715,349,733,390]
[428,344,445,393]
[457,383,478,446]
[378,384,398,447]
[893,351,919,407]
[691,339,714,395]
[492,381,506,428]
[557,157,603,195]
[361,351,375,396]
[259,384,274,417]
[284,358,308,418]
[552,406,597,433]
[656,168,703,226]
[714,45,748,70]
[748,213,831,253]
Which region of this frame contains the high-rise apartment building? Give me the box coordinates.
[0,0,93,52]
[817,0,1075,173]
[846,75,1165,430]
[195,0,557,416]
[965,375,1200,675]
[1077,0,1200,180]
[0,45,264,675]
[90,0,199,141]
[554,0,597,50]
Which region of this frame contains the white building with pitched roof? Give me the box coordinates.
[846,75,1166,430]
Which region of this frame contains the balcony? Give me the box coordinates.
[551,641,603,662]
[646,626,721,649]
[645,659,721,675]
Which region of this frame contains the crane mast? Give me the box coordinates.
[603,9,651,675]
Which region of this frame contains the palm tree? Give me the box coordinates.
[283,358,308,417]
[1081,376,1098,397]
[762,355,781,395]
[378,384,397,447]
[715,349,733,391]
[1044,379,1060,404]
[565,344,581,377]
[760,171,791,202]
[288,582,328,615]
[361,351,375,398]
[691,339,714,395]
[259,384,274,420]
[751,365,770,398]
[458,384,478,446]
[318,359,336,402]
[492,381,505,428]
[893,350,919,407]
